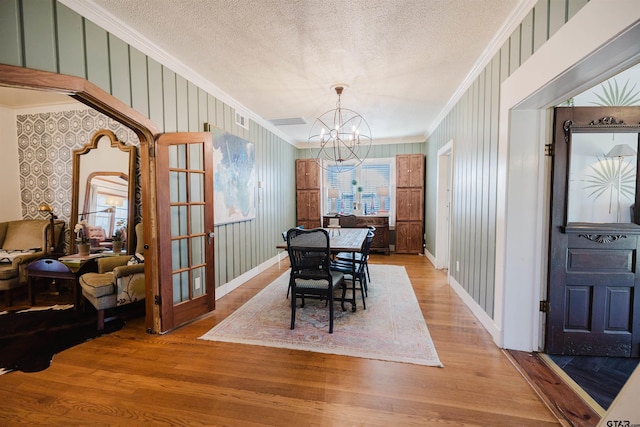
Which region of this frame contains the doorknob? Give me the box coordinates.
[207,231,215,245]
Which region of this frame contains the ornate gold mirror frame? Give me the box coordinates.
[70,129,136,254]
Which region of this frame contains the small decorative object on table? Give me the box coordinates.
[74,220,90,255]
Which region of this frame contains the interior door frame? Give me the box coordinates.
[435,140,453,270]
[494,10,640,352]
[0,63,162,333]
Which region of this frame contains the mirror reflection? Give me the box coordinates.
[568,132,638,223]
[72,130,136,254]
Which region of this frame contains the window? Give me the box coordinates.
[323,158,396,225]
[94,192,128,236]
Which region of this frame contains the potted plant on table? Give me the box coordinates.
[74,220,90,256]
[112,220,126,253]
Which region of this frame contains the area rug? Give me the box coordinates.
[0,304,123,375]
[199,264,443,367]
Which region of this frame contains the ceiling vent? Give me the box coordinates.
[269,117,308,126]
[235,111,248,129]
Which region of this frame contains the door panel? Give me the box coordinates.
[546,107,640,356]
[156,132,215,332]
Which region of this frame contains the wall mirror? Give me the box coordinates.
[564,118,640,225]
[71,129,136,253]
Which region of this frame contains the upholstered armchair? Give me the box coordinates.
[86,225,107,248]
[79,222,145,330]
[0,219,64,306]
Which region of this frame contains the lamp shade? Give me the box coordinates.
[105,196,124,207]
[376,186,389,197]
[328,188,339,199]
[38,203,53,213]
[606,144,636,158]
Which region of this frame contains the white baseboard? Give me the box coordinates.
[449,275,501,345]
[424,249,436,267]
[215,254,285,300]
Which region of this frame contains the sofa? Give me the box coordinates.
[0,219,64,306]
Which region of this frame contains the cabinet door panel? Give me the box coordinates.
[396,222,423,254]
[409,189,424,221]
[308,190,320,222]
[296,159,320,189]
[396,189,411,221]
[410,155,425,187]
[306,160,320,189]
[397,155,411,187]
[296,190,309,220]
[397,189,423,221]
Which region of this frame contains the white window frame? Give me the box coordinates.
[321,157,396,226]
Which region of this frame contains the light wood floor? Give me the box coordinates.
[0,254,561,426]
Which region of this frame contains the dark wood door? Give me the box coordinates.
[156,132,215,332]
[546,106,640,356]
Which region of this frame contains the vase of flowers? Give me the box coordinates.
[75,220,90,256]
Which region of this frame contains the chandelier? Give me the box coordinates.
[308,85,372,172]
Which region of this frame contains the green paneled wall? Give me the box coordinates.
[0,0,297,290]
[425,0,588,318]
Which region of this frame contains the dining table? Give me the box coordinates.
[278,227,369,311]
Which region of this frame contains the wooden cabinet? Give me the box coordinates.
[322,215,390,254]
[297,190,321,229]
[396,188,423,222]
[395,154,424,254]
[397,154,424,188]
[296,159,321,229]
[296,158,320,189]
[395,222,424,254]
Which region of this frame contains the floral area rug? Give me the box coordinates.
[199,264,443,367]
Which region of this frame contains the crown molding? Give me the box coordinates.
[292,135,425,150]
[59,0,296,146]
[425,0,538,139]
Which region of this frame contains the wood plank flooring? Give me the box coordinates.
[0,255,561,425]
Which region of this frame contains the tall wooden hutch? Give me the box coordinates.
[395,154,425,254]
[295,159,321,229]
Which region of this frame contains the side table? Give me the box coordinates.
[26,256,99,308]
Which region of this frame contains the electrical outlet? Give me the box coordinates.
[456,261,460,272]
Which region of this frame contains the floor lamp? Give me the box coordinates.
[605,143,637,222]
[38,203,56,253]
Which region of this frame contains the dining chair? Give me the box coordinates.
[330,230,374,309]
[337,214,357,228]
[282,225,305,298]
[335,226,375,283]
[286,227,346,333]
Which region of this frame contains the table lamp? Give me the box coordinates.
[328,188,339,214]
[377,186,389,213]
[605,143,636,222]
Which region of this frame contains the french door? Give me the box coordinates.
[546,106,640,356]
[156,133,215,332]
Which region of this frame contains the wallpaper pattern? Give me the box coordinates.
[17,108,140,248]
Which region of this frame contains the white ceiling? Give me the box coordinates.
[4,0,532,145]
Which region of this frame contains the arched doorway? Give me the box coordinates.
[0,63,161,333]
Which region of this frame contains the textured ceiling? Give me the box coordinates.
[63,1,528,144]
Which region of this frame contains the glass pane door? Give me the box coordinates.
[157,133,214,331]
